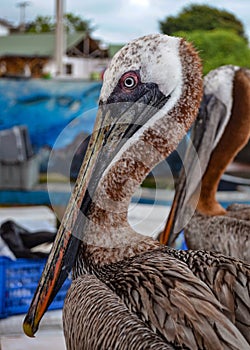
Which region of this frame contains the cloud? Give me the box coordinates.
[68,0,250,43]
[1,0,250,43]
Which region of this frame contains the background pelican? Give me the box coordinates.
[23,36,250,349]
[159,65,250,263]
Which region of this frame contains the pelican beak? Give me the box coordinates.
[24,100,131,335]
[159,133,203,247]
[159,93,214,246]
[23,99,154,337]
[23,107,108,336]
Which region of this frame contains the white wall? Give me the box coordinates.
[0,24,9,36]
[44,56,110,79]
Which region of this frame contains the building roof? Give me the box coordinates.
[0,32,87,57]
[0,18,14,29]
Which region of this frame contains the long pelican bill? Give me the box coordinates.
[23,108,106,336]
[159,126,205,246]
[23,105,132,336]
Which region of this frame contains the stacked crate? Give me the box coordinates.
[0,126,39,189]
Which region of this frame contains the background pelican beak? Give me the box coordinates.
[23,108,110,337]
[159,189,180,245]
[159,92,229,246]
[159,112,205,246]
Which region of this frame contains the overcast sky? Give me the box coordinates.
[2,0,250,44]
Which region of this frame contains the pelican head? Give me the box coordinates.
[23,33,202,337]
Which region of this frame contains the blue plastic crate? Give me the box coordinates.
[0,256,71,318]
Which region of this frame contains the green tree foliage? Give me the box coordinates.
[159,4,250,74]
[160,4,247,41]
[26,15,54,33]
[26,13,92,33]
[175,29,250,75]
[64,13,93,33]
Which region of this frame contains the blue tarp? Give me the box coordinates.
[0,78,102,150]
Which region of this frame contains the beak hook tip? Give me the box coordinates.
[23,316,37,338]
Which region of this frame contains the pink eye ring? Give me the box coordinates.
[120,71,139,91]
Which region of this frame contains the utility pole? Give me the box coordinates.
[55,0,65,76]
[16,1,30,32]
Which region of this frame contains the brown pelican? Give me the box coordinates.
[23,35,250,349]
[159,65,250,263]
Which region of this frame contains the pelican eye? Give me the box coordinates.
[120,72,139,91]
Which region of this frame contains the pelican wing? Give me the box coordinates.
[63,274,174,350]
[97,249,249,349]
[167,247,250,344]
